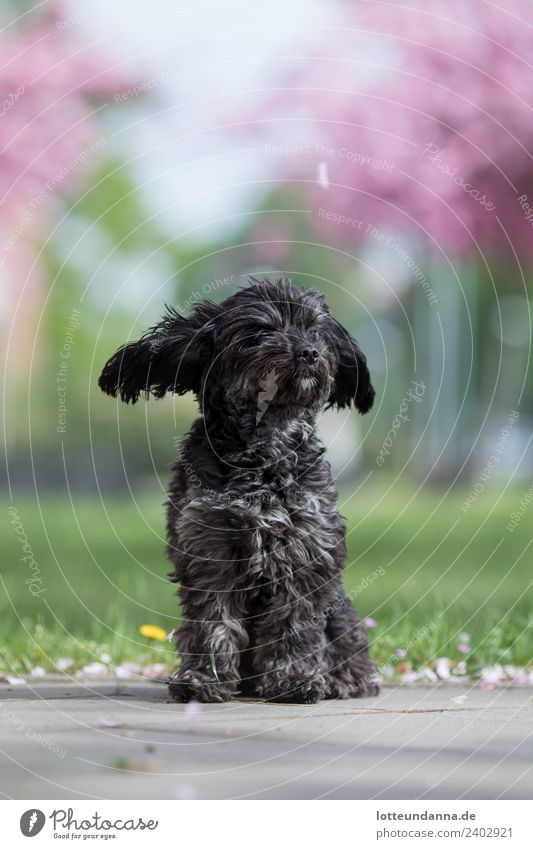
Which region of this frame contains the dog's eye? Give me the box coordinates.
[243,330,270,346]
[309,329,320,340]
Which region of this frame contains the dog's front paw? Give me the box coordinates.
[353,662,381,697]
[323,677,353,699]
[257,672,326,704]
[286,676,326,704]
[347,668,381,699]
[168,668,233,703]
[324,663,380,699]
[351,675,380,698]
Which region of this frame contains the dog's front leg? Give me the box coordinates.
[167,500,251,703]
[323,587,380,698]
[252,597,327,704]
[168,587,248,702]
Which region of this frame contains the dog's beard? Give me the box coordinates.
[253,358,332,411]
[296,376,318,400]
[216,340,333,416]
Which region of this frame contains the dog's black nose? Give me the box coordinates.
[297,346,319,364]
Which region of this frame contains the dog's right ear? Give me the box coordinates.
[327,318,375,414]
[98,301,220,403]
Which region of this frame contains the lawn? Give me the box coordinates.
[2,480,532,678]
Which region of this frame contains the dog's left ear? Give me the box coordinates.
[98,301,220,403]
[327,319,375,413]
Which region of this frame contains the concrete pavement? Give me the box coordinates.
[0,680,531,799]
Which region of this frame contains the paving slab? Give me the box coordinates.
[0,680,531,799]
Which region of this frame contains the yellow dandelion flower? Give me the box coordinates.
[139,624,167,641]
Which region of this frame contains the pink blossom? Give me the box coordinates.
[480,664,505,684]
[0,5,131,229]
[254,1,533,259]
[98,717,120,728]
[317,161,329,190]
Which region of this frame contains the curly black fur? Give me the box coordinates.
[99,278,379,703]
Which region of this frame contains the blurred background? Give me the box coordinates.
[1,0,531,679]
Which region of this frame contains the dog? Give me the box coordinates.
[99,277,379,703]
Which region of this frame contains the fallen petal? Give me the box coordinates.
[143,663,167,679]
[414,667,438,683]
[480,664,505,684]
[31,666,46,678]
[317,161,329,189]
[436,658,452,679]
[184,700,202,727]
[114,663,142,679]
[78,662,108,678]
[399,671,418,683]
[174,783,196,800]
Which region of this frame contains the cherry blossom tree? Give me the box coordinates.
[264,0,533,261]
[0,2,127,235]
[0,2,129,378]
[243,1,533,478]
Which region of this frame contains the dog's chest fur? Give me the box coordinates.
[168,415,344,594]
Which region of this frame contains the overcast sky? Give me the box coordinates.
[68,0,333,242]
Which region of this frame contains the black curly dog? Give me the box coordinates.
[99,278,379,703]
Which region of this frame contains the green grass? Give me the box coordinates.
[2,480,532,677]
